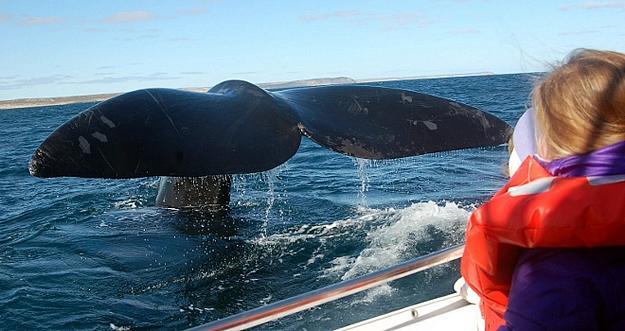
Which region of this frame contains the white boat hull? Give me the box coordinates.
[337,292,482,331]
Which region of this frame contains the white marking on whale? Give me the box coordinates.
[100,115,116,128]
[422,121,438,130]
[91,132,108,143]
[401,93,413,103]
[78,136,91,154]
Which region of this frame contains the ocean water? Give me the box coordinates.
[0,74,535,330]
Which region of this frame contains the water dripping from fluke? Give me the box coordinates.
[354,158,370,210]
[261,169,278,238]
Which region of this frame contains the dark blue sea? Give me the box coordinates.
[0,74,536,330]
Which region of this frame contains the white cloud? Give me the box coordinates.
[169,37,191,42]
[561,1,625,10]
[0,75,19,80]
[231,71,259,75]
[452,27,481,35]
[300,10,428,29]
[19,16,62,26]
[62,73,181,85]
[381,13,428,29]
[180,71,206,75]
[559,29,599,36]
[99,8,207,25]
[101,11,155,24]
[300,10,362,22]
[120,33,160,41]
[0,75,72,90]
[176,8,208,16]
[0,13,11,23]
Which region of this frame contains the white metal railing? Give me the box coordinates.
[186,244,465,331]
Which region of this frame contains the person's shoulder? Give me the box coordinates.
[516,247,625,278]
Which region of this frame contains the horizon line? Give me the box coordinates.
[0,71,541,110]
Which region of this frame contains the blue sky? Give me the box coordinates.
[1,0,624,99]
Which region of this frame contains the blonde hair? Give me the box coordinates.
[532,49,625,159]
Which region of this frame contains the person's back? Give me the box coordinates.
[503,248,625,330]
[461,49,625,331]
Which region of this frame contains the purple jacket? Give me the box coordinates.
[499,248,625,330]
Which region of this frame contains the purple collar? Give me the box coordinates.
[538,140,625,177]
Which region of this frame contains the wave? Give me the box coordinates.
[256,200,470,282]
[338,201,470,280]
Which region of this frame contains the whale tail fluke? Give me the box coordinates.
[277,85,511,159]
[29,80,511,179]
[29,83,301,178]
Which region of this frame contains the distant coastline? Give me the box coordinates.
[0,72,496,110]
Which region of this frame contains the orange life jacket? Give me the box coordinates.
[461,156,625,330]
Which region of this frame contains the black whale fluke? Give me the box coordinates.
[276,85,512,159]
[29,82,301,178]
[29,80,512,179]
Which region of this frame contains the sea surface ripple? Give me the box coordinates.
[0,74,535,330]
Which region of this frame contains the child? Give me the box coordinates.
[461,49,625,330]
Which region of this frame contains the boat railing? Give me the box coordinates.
[186,244,465,331]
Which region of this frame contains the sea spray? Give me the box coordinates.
[261,169,278,238]
[354,158,370,209]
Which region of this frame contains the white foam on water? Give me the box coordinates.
[317,201,471,304]
[254,213,371,246]
[180,304,215,313]
[113,199,139,209]
[259,294,273,304]
[339,201,470,281]
[251,201,470,303]
[256,201,469,260]
[321,256,356,278]
[350,284,396,306]
[306,253,325,266]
